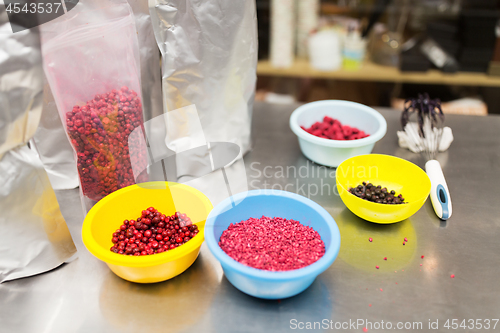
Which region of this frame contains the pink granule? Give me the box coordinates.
[219,216,325,271]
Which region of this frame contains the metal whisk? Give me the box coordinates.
[402,94,452,220]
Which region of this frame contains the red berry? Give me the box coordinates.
[111,208,194,255]
[302,117,370,141]
[219,216,325,271]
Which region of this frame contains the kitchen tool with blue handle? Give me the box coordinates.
[425,160,452,220]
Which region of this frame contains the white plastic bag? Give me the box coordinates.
[42,1,148,210]
[34,0,162,191]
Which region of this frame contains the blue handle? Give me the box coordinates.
[436,184,449,220]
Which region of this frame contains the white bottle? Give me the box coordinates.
[308,30,342,71]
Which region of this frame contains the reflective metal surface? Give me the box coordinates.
[1,102,500,332]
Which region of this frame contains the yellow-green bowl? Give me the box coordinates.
[82,181,213,283]
[336,154,430,223]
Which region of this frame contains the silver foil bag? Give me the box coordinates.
[31,81,79,190]
[128,0,163,122]
[149,0,258,155]
[0,8,77,283]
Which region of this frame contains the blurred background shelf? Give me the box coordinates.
[257,59,500,87]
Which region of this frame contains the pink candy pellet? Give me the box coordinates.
[369,237,373,242]
[404,237,408,242]
[383,257,387,260]
[451,274,455,278]
[421,255,425,259]
[219,216,325,271]
[376,265,379,269]
[363,328,368,332]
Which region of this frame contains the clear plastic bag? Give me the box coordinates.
[33,0,162,191]
[42,2,148,209]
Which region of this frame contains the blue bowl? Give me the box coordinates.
[204,190,341,299]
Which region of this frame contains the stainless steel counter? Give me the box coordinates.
[2,102,500,333]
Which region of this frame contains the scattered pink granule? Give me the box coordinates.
[376,265,379,269]
[404,237,408,242]
[451,274,455,278]
[368,304,372,307]
[380,288,383,292]
[219,216,325,271]
[421,255,425,259]
[383,257,387,260]
[363,328,368,332]
[402,242,406,245]
[369,237,373,242]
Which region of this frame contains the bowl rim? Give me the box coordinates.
[336,154,432,209]
[81,181,213,267]
[204,189,341,281]
[289,100,387,148]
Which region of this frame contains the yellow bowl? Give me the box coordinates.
[82,181,213,283]
[336,154,430,224]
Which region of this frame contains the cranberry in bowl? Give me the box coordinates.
[290,100,387,167]
[204,190,341,299]
[82,181,213,283]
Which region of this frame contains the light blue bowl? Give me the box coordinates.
[204,190,341,299]
[290,100,387,167]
